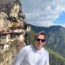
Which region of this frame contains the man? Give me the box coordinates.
[13,31,49,65]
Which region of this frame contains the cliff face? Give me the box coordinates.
[0,0,30,65]
[0,0,26,31]
[0,0,22,15]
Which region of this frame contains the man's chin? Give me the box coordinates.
[36,47,42,50]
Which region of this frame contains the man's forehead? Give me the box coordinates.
[37,34,45,38]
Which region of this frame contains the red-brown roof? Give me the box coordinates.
[0,32,9,35]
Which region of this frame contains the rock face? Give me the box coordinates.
[0,0,22,17]
[0,0,25,30]
[0,0,30,65]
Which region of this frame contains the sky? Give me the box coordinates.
[21,0,65,27]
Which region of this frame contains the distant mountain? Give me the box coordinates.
[31,25,65,57]
[31,24,64,33]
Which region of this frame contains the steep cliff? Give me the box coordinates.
[0,0,30,65]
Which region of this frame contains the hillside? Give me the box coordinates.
[47,47,65,65]
[31,25,65,57]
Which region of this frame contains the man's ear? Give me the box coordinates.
[42,39,47,45]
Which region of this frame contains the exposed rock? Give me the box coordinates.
[0,0,30,65]
[0,0,25,31]
[0,12,8,31]
[9,2,20,18]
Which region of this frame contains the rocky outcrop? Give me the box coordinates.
[0,0,25,31]
[0,0,31,65]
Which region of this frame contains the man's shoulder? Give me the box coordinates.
[23,45,31,49]
[42,48,49,55]
[22,45,32,51]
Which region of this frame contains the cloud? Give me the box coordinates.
[22,0,65,27]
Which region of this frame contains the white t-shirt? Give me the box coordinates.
[13,45,49,65]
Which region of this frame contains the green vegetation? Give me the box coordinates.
[25,30,36,45]
[46,47,65,65]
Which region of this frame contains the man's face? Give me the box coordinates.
[34,34,46,50]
